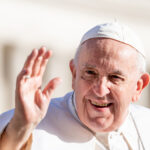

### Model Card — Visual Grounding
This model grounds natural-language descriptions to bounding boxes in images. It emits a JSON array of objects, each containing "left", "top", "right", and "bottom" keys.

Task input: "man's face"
[{"left": 71, "top": 38, "right": 141, "bottom": 132}]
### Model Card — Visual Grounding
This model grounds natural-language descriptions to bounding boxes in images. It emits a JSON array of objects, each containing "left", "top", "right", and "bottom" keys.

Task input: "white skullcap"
[{"left": 79, "top": 22, "right": 145, "bottom": 58}]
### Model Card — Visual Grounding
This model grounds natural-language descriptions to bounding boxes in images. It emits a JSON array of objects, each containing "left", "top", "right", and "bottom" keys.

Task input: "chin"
[{"left": 84, "top": 117, "right": 117, "bottom": 133}]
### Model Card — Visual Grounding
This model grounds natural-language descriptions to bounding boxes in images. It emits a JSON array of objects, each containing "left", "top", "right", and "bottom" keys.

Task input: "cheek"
[
  {"left": 75, "top": 75, "right": 93, "bottom": 94},
  {"left": 111, "top": 86, "right": 133, "bottom": 117},
  {"left": 113, "top": 84, "right": 133, "bottom": 102},
  {"left": 74, "top": 78, "right": 93, "bottom": 113}
]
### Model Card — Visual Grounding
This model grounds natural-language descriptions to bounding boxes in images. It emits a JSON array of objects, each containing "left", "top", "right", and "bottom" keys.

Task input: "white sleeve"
[{"left": 0, "top": 109, "right": 14, "bottom": 137}]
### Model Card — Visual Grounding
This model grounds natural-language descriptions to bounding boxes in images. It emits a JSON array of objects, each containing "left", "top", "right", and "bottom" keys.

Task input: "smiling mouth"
[{"left": 89, "top": 100, "right": 113, "bottom": 108}]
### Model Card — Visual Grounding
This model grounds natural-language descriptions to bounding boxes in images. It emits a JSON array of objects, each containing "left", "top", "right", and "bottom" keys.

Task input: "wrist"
[{"left": 0, "top": 118, "right": 34, "bottom": 150}]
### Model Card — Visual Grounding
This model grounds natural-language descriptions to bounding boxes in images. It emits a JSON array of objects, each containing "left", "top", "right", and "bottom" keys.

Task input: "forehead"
[{"left": 77, "top": 38, "right": 138, "bottom": 73}]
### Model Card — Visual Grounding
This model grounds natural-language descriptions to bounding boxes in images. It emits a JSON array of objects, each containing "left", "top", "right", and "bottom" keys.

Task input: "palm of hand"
[
  {"left": 18, "top": 76, "right": 43, "bottom": 124},
  {"left": 14, "top": 47, "right": 61, "bottom": 127}
]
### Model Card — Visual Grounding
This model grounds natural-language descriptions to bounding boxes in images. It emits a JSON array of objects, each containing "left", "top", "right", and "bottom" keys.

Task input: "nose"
[{"left": 92, "top": 77, "right": 110, "bottom": 97}]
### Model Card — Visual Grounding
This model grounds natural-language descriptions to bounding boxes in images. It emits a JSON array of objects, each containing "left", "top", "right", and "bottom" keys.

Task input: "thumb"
[{"left": 43, "top": 77, "right": 62, "bottom": 99}]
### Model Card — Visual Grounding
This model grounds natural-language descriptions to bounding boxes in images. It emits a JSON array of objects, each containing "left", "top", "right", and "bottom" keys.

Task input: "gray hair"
[{"left": 136, "top": 52, "right": 146, "bottom": 73}]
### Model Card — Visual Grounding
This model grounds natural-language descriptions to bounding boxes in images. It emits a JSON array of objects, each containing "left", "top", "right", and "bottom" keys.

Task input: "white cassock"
[{"left": 0, "top": 92, "right": 150, "bottom": 150}]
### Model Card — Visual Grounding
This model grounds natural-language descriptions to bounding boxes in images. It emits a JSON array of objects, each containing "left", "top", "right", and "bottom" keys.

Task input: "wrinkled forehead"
[{"left": 77, "top": 38, "right": 138, "bottom": 70}]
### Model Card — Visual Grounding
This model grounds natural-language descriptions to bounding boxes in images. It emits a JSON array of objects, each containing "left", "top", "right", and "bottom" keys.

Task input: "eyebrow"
[
  {"left": 82, "top": 64, "right": 97, "bottom": 68},
  {"left": 82, "top": 64, "right": 127, "bottom": 77},
  {"left": 110, "top": 70, "right": 126, "bottom": 77}
]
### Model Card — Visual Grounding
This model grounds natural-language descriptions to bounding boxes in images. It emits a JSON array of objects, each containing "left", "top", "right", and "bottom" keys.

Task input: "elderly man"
[{"left": 0, "top": 22, "right": 150, "bottom": 150}]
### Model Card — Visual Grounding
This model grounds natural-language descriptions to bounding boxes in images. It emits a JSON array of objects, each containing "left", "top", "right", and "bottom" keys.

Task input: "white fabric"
[
  {"left": 0, "top": 92, "right": 150, "bottom": 150},
  {"left": 79, "top": 22, "right": 145, "bottom": 57}
]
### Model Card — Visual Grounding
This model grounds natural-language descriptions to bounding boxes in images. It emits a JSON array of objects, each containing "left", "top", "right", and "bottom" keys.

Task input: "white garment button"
[{"left": 109, "top": 132, "right": 120, "bottom": 139}]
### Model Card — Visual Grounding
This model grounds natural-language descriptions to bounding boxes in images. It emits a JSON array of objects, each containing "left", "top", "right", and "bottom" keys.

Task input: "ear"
[
  {"left": 69, "top": 59, "right": 76, "bottom": 89},
  {"left": 132, "top": 73, "right": 150, "bottom": 102}
]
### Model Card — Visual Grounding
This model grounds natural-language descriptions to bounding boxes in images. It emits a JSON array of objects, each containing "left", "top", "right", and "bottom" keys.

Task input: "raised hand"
[
  {"left": 0, "top": 47, "right": 61, "bottom": 150},
  {"left": 14, "top": 47, "right": 61, "bottom": 126}
]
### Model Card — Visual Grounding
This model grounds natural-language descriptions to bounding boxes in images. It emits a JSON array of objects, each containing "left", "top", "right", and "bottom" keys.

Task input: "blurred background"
[{"left": 0, "top": 0, "right": 150, "bottom": 114}]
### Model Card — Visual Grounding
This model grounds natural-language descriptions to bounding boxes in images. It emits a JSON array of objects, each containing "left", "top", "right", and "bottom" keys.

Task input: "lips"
[{"left": 88, "top": 99, "right": 113, "bottom": 108}]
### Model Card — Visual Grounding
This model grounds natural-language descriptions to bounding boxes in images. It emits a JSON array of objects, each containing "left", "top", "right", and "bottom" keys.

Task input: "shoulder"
[
  {"left": 0, "top": 109, "right": 14, "bottom": 124},
  {"left": 130, "top": 104, "right": 150, "bottom": 126},
  {"left": 129, "top": 104, "right": 150, "bottom": 122},
  {"left": 0, "top": 109, "right": 14, "bottom": 135},
  {"left": 130, "top": 104, "right": 150, "bottom": 116},
  {"left": 50, "top": 91, "right": 73, "bottom": 109},
  {"left": 37, "top": 91, "right": 76, "bottom": 129},
  {"left": 37, "top": 91, "right": 93, "bottom": 142},
  {"left": 130, "top": 104, "right": 150, "bottom": 131},
  {"left": 129, "top": 104, "right": 150, "bottom": 148}
]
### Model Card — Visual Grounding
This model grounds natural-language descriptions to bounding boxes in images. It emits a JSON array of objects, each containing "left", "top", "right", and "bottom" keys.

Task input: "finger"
[
  {"left": 35, "top": 89, "right": 49, "bottom": 115},
  {"left": 38, "top": 50, "right": 52, "bottom": 77},
  {"left": 17, "top": 69, "right": 28, "bottom": 82},
  {"left": 43, "top": 77, "right": 62, "bottom": 99},
  {"left": 16, "top": 69, "right": 29, "bottom": 91},
  {"left": 35, "top": 89, "right": 45, "bottom": 112},
  {"left": 23, "top": 49, "right": 38, "bottom": 76},
  {"left": 31, "top": 47, "right": 46, "bottom": 76}
]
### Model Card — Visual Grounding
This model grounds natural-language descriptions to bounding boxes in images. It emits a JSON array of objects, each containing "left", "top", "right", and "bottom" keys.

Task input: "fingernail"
[{"left": 40, "top": 46, "right": 46, "bottom": 51}]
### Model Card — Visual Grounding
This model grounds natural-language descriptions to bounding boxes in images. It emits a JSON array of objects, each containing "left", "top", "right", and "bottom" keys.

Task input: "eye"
[
  {"left": 110, "top": 75, "right": 120, "bottom": 79},
  {"left": 108, "top": 74, "right": 124, "bottom": 83},
  {"left": 85, "top": 70, "right": 97, "bottom": 75},
  {"left": 81, "top": 69, "right": 98, "bottom": 81}
]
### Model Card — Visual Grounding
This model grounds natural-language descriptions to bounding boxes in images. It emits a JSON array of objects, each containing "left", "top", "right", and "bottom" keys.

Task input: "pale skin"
[
  {"left": 0, "top": 39, "right": 149, "bottom": 150},
  {"left": 0, "top": 47, "right": 62, "bottom": 150},
  {"left": 70, "top": 38, "right": 150, "bottom": 133}
]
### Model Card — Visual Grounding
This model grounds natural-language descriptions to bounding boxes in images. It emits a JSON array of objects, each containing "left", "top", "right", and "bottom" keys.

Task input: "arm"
[{"left": 0, "top": 47, "right": 61, "bottom": 150}]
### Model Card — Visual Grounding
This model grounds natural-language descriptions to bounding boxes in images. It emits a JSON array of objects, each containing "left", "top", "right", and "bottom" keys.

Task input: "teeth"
[{"left": 91, "top": 101, "right": 108, "bottom": 107}]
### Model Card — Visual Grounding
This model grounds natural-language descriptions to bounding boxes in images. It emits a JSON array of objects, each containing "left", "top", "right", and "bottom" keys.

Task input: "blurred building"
[{"left": 0, "top": 0, "right": 150, "bottom": 113}]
